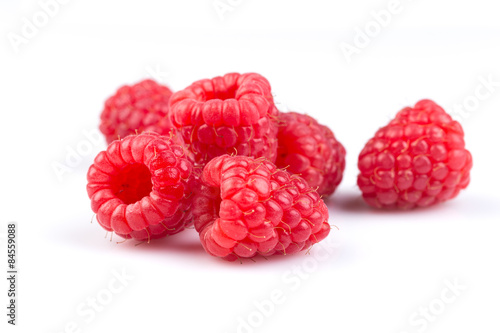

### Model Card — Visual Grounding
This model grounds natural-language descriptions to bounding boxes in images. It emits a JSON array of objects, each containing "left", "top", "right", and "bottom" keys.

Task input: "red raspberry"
[
  {"left": 169, "top": 73, "right": 279, "bottom": 165},
  {"left": 99, "top": 79, "right": 175, "bottom": 144},
  {"left": 192, "top": 155, "right": 330, "bottom": 261},
  {"left": 86, "top": 133, "right": 194, "bottom": 241},
  {"left": 357, "top": 99, "right": 473, "bottom": 209},
  {"left": 276, "top": 112, "right": 346, "bottom": 196}
]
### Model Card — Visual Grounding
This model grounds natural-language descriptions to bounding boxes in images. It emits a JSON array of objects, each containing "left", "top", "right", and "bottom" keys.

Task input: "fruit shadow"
[
  {"left": 124, "top": 233, "right": 322, "bottom": 266},
  {"left": 117, "top": 228, "right": 207, "bottom": 256},
  {"left": 323, "top": 191, "right": 446, "bottom": 216},
  {"left": 65, "top": 214, "right": 342, "bottom": 266},
  {"left": 58, "top": 218, "right": 208, "bottom": 259}
]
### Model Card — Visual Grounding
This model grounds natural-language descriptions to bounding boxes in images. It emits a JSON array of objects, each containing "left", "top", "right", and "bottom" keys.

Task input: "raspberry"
[
  {"left": 357, "top": 99, "right": 473, "bottom": 209},
  {"left": 86, "top": 132, "right": 194, "bottom": 241},
  {"left": 276, "top": 112, "right": 346, "bottom": 196},
  {"left": 99, "top": 79, "right": 175, "bottom": 144},
  {"left": 192, "top": 155, "right": 330, "bottom": 261},
  {"left": 169, "top": 73, "right": 279, "bottom": 165}
]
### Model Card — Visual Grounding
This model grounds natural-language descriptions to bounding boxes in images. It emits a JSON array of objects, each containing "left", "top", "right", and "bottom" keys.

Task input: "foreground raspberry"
[
  {"left": 169, "top": 73, "right": 279, "bottom": 165},
  {"left": 357, "top": 99, "right": 472, "bottom": 209},
  {"left": 86, "top": 133, "right": 194, "bottom": 241},
  {"left": 277, "top": 112, "right": 346, "bottom": 196},
  {"left": 99, "top": 79, "right": 175, "bottom": 144},
  {"left": 193, "top": 155, "right": 330, "bottom": 261}
]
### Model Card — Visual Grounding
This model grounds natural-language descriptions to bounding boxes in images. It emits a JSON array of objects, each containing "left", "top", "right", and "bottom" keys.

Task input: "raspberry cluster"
[
  {"left": 357, "top": 99, "right": 472, "bottom": 209},
  {"left": 88, "top": 72, "right": 473, "bottom": 263},
  {"left": 91, "top": 73, "right": 339, "bottom": 260}
]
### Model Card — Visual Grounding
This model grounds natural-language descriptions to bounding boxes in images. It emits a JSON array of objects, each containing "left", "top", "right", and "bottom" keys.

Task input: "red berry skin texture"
[
  {"left": 169, "top": 73, "right": 279, "bottom": 166},
  {"left": 277, "top": 112, "right": 346, "bottom": 197},
  {"left": 357, "top": 99, "right": 473, "bottom": 209},
  {"left": 99, "top": 79, "right": 175, "bottom": 144},
  {"left": 192, "top": 155, "right": 330, "bottom": 261},
  {"left": 86, "top": 133, "right": 194, "bottom": 241}
]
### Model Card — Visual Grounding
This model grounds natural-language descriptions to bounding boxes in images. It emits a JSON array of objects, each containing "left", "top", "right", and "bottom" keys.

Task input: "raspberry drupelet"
[
  {"left": 99, "top": 79, "right": 175, "bottom": 144},
  {"left": 192, "top": 155, "right": 330, "bottom": 261},
  {"left": 86, "top": 133, "right": 194, "bottom": 241},
  {"left": 277, "top": 112, "right": 346, "bottom": 197},
  {"left": 357, "top": 99, "right": 472, "bottom": 209},
  {"left": 168, "top": 73, "right": 279, "bottom": 165}
]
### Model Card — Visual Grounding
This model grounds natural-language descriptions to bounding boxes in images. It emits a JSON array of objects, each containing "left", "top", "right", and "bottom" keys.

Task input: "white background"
[{"left": 1, "top": 0, "right": 500, "bottom": 332}]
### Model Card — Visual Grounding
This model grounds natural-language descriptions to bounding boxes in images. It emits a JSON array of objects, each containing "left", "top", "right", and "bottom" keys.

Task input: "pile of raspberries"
[{"left": 87, "top": 73, "right": 472, "bottom": 261}]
